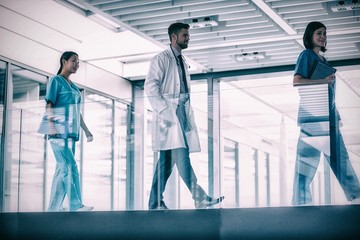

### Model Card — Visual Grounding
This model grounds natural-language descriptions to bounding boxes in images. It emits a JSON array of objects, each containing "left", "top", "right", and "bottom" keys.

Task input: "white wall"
[{"left": 0, "top": 0, "right": 132, "bottom": 100}]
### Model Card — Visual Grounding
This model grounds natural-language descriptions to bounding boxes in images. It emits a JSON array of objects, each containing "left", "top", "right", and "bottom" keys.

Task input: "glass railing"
[{"left": 2, "top": 78, "right": 360, "bottom": 212}]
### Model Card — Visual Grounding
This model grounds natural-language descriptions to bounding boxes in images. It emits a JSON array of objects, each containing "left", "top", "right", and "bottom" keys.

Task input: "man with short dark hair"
[{"left": 145, "top": 22, "right": 224, "bottom": 210}]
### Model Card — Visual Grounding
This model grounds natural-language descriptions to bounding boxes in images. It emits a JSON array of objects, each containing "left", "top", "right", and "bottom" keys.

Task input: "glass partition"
[
  {"left": 6, "top": 99, "right": 130, "bottom": 212},
  {"left": 179, "top": 80, "right": 210, "bottom": 209},
  {"left": 113, "top": 101, "right": 129, "bottom": 210},
  {"left": 0, "top": 61, "right": 5, "bottom": 139},
  {"left": 10, "top": 65, "right": 47, "bottom": 212},
  {"left": 222, "top": 138, "right": 238, "bottom": 208},
  {"left": 219, "top": 78, "right": 298, "bottom": 207},
  {"left": 0, "top": 61, "right": 6, "bottom": 212},
  {"left": 143, "top": 107, "right": 155, "bottom": 210},
  {"left": 2, "top": 65, "right": 360, "bottom": 212},
  {"left": 328, "top": 72, "right": 360, "bottom": 204},
  {"left": 73, "top": 93, "right": 128, "bottom": 211},
  {"left": 80, "top": 94, "right": 113, "bottom": 211},
  {"left": 218, "top": 74, "right": 360, "bottom": 207}
]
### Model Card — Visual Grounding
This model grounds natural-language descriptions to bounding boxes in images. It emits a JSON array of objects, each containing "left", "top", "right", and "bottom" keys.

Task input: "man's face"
[{"left": 175, "top": 28, "right": 190, "bottom": 49}]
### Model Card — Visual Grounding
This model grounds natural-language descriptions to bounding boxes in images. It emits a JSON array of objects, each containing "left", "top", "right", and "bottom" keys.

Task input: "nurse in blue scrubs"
[
  {"left": 46, "top": 51, "right": 93, "bottom": 212},
  {"left": 292, "top": 22, "right": 360, "bottom": 205}
]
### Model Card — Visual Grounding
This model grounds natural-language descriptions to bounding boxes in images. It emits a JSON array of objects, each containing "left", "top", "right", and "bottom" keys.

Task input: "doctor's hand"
[
  {"left": 159, "top": 107, "right": 174, "bottom": 128},
  {"left": 160, "top": 119, "right": 173, "bottom": 128}
]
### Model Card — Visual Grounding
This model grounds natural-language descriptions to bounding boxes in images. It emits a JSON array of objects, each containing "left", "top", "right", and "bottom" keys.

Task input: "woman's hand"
[
  {"left": 325, "top": 73, "right": 336, "bottom": 83},
  {"left": 85, "top": 131, "right": 93, "bottom": 142}
]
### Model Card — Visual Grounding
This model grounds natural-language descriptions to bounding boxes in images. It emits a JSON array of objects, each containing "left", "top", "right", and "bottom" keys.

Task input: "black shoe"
[
  {"left": 149, "top": 201, "right": 169, "bottom": 210},
  {"left": 195, "top": 196, "right": 224, "bottom": 209}
]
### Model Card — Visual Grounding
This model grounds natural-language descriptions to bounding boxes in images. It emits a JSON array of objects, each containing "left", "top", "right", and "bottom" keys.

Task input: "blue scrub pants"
[
  {"left": 48, "top": 138, "right": 83, "bottom": 211},
  {"left": 292, "top": 129, "right": 360, "bottom": 205}
]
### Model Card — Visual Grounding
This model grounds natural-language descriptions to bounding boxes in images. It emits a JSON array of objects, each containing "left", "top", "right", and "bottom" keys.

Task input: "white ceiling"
[
  {"left": 57, "top": 0, "right": 360, "bottom": 79},
  {"left": 1, "top": 0, "right": 359, "bottom": 79}
]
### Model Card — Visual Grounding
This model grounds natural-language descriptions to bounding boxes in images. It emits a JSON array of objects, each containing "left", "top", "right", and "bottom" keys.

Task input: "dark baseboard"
[{"left": 1, "top": 205, "right": 360, "bottom": 240}]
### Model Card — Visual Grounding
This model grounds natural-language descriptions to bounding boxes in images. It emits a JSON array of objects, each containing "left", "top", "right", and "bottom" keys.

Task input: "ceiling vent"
[
  {"left": 331, "top": 0, "right": 360, "bottom": 12},
  {"left": 186, "top": 16, "right": 218, "bottom": 29},
  {"left": 234, "top": 52, "right": 266, "bottom": 62}
]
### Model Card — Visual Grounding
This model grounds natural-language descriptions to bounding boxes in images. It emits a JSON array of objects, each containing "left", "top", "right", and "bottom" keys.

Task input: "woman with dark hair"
[
  {"left": 46, "top": 51, "right": 93, "bottom": 211},
  {"left": 292, "top": 22, "right": 360, "bottom": 205}
]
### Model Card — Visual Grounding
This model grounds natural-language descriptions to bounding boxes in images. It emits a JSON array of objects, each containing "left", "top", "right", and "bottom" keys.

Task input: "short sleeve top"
[
  {"left": 294, "top": 49, "right": 337, "bottom": 125},
  {"left": 45, "top": 75, "right": 82, "bottom": 140},
  {"left": 294, "top": 49, "right": 331, "bottom": 79}
]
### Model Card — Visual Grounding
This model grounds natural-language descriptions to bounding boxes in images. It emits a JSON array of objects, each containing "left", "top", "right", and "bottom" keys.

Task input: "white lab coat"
[{"left": 144, "top": 47, "right": 201, "bottom": 152}]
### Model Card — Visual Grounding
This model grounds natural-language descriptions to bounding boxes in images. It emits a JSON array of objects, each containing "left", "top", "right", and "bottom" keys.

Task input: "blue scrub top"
[
  {"left": 294, "top": 49, "right": 337, "bottom": 125},
  {"left": 45, "top": 75, "right": 81, "bottom": 141},
  {"left": 294, "top": 49, "right": 332, "bottom": 79}
]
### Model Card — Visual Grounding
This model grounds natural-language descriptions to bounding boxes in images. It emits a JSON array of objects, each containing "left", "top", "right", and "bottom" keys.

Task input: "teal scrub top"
[
  {"left": 294, "top": 49, "right": 338, "bottom": 125},
  {"left": 45, "top": 75, "right": 82, "bottom": 141}
]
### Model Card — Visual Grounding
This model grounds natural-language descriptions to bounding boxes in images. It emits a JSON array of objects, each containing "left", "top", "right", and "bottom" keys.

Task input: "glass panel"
[
  {"left": 257, "top": 151, "right": 269, "bottom": 207},
  {"left": 79, "top": 93, "right": 128, "bottom": 211},
  {"left": 143, "top": 107, "right": 155, "bottom": 210},
  {"left": 222, "top": 138, "right": 238, "bottom": 208},
  {"left": 80, "top": 93, "right": 114, "bottom": 211},
  {"left": 220, "top": 77, "right": 301, "bottom": 207},
  {"left": 179, "top": 81, "right": 209, "bottom": 209},
  {"left": 294, "top": 83, "right": 331, "bottom": 206},
  {"left": 4, "top": 63, "right": 359, "bottom": 212},
  {"left": 0, "top": 60, "right": 5, "bottom": 134},
  {"left": 217, "top": 74, "right": 360, "bottom": 207},
  {"left": 0, "top": 61, "right": 6, "bottom": 212},
  {"left": 113, "top": 101, "right": 128, "bottom": 210},
  {"left": 240, "top": 145, "right": 257, "bottom": 207},
  {"left": 10, "top": 65, "right": 47, "bottom": 212},
  {"left": 269, "top": 154, "right": 281, "bottom": 206},
  {"left": 329, "top": 73, "right": 360, "bottom": 204}
]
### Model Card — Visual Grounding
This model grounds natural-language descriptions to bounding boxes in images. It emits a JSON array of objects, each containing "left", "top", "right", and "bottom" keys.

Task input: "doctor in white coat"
[{"left": 145, "top": 22, "right": 224, "bottom": 210}]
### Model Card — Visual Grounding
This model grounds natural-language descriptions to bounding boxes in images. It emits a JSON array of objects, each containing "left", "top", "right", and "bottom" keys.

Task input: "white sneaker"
[
  {"left": 76, "top": 205, "right": 94, "bottom": 211},
  {"left": 351, "top": 197, "right": 360, "bottom": 205},
  {"left": 59, "top": 207, "right": 68, "bottom": 212}
]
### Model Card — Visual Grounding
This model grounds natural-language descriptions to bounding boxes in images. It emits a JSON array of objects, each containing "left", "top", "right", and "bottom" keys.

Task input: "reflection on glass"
[
  {"left": 257, "top": 151, "right": 269, "bottom": 207},
  {"left": 222, "top": 138, "right": 238, "bottom": 208},
  {"left": 0, "top": 61, "right": 5, "bottom": 152},
  {"left": 0, "top": 61, "right": 6, "bottom": 212},
  {"left": 143, "top": 109, "right": 156, "bottom": 209},
  {"left": 113, "top": 101, "right": 128, "bottom": 210},
  {"left": 80, "top": 93, "right": 128, "bottom": 211},
  {"left": 220, "top": 78, "right": 298, "bottom": 208},
  {"left": 239, "top": 145, "right": 256, "bottom": 208},
  {"left": 0, "top": 60, "right": 5, "bottom": 123},
  {"left": 293, "top": 82, "right": 360, "bottom": 206},
  {"left": 80, "top": 94, "right": 112, "bottom": 211},
  {"left": 2, "top": 65, "right": 359, "bottom": 212},
  {"left": 180, "top": 81, "right": 209, "bottom": 209},
  {"left": 10, "top": 65, "right": 47, "bottom": 212}
]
